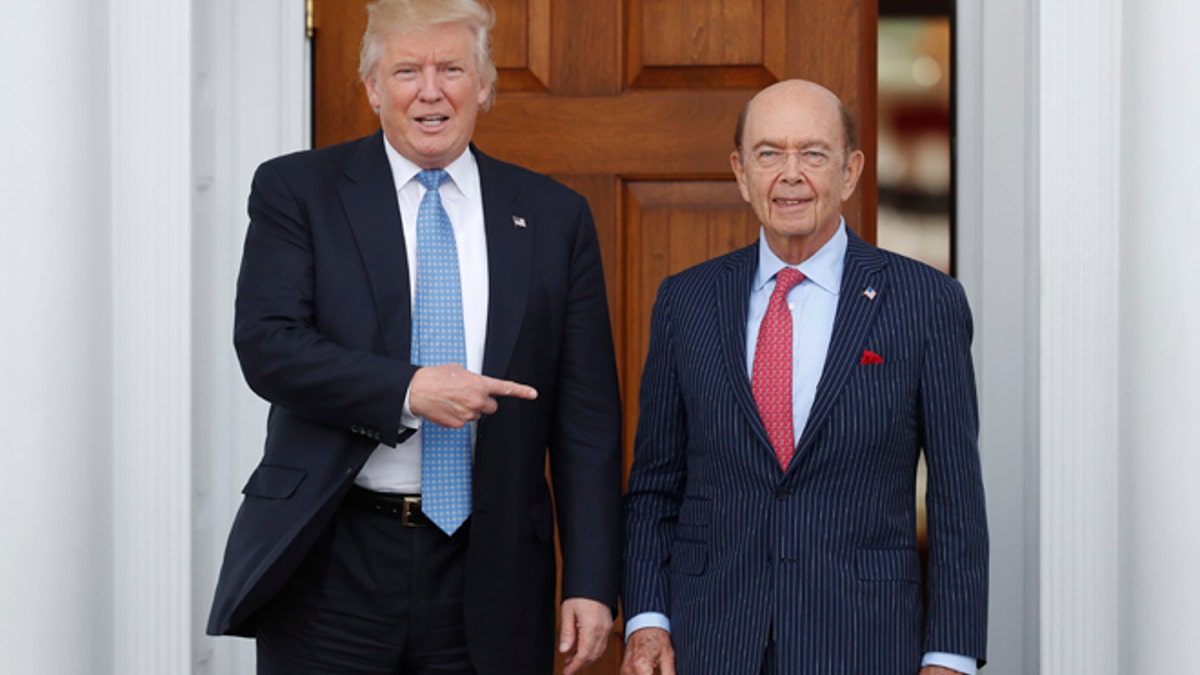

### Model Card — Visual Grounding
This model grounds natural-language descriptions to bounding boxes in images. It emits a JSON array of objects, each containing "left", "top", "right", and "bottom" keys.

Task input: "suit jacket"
[
  {"left": 206, "top": 132, "right": 623, "bottom": 675},
  {"left": 623, "top": 230, "right": 988, "bottom": 674}
]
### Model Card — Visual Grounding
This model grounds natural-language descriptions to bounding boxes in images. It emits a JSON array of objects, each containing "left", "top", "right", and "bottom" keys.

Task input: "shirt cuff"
[
  {"left": 400, "top": 387, "right": 421, "bottom": 429},
  {"left": 921, "top": 651, "right": 977, "bottom": 675},
  {"left": 624, "top": 612, "right": 670, "bottom": 641}
]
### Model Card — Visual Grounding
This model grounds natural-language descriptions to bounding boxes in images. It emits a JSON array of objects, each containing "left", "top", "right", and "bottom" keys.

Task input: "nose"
[
  {"left": 417, "top": 67, "right": 443, "bottom": 101},
  {"left": 779, "top": 153, "right": 806, "bottom": 183}
]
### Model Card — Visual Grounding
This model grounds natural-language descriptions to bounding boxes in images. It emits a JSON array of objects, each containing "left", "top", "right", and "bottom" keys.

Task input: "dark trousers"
[{"left": 256, "top": 496, "right": 475, "bottom": 675}]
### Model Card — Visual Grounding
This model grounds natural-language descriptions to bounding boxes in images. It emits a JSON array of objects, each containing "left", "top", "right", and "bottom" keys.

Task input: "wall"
[{"left": 1120, "top": 1, "right": 1200, "bottom": 671}]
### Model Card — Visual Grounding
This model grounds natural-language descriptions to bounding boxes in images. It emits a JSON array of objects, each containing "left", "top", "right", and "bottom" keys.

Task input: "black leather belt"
[{"left": 345, "top": 486, "right": 431, "bottom": 527}]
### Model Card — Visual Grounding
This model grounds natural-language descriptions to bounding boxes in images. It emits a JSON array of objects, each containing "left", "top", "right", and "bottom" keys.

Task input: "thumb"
[{"left": 558, "top": 603, "right": 577, "bottom": 653}]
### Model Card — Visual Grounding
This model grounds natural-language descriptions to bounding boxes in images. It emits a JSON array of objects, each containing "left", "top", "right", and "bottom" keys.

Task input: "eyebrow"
[
  {"left": 750, "top": 138, "right": 834, "bottom": 151},
  {"left": 386, "top": 56, "right": 469, "bottom": 69}
]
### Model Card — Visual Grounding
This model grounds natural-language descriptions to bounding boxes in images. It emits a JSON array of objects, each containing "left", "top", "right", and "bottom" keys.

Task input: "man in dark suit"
[
  {"left": 206, "top": 1, "right": 622, "bottom": 673},
  {"left": 621, "top": 80, "right": 988, "bottom": 675}
]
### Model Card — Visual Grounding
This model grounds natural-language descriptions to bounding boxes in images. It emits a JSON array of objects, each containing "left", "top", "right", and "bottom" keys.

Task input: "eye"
[{"left": 803, "top": 150, "right": 830, "bottom": 166}]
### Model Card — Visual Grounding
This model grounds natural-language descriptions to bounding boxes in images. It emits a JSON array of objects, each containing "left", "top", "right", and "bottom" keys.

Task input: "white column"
[
  {"left": 110, "top": 0, "right": 194, "bottom": 672},
  {"left": 0, "top": 2, "right": 115, "bottom": 673},
  {"left": 1119, "top": 1, "right": 1200, "bottom": 671},
  {"left": 956, "top": 0, "right": 1040, "bottom": 671},
  {"left": 192, "top": 1, "right": 309, "bottom": 673},
  {"left": 1038, "top": 1, "right": 1123, "bottom": 672}
]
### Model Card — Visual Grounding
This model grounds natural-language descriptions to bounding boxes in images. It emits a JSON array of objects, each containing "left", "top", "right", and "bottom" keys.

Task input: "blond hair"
[{"left": 359, "top": 0, "right": 497, "bottom": 110}]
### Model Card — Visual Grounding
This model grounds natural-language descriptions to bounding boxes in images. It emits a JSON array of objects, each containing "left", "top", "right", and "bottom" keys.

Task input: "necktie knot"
[
  {"left": 773, "top": 267, "right": 805, "bottom": 298},
  {"left": 416, "top": 168, "right": 449, "bottom": 191}
]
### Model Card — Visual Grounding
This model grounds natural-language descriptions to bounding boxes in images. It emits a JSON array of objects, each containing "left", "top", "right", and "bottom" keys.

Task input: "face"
[
  {"left": 364, "top": 22, "right": 490, "bottom": 169},
  {"left": 730, "top": 81, "right": 864, "bottom": 264}
]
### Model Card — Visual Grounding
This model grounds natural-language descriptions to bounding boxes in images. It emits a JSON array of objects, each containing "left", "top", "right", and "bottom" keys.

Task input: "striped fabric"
[{"left": 623, "top": 230, "right": 988, "bottom": 674}]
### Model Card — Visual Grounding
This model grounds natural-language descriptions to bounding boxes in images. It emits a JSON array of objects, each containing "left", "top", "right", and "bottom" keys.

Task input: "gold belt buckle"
[{"left": 401, "top": 495, "right": 422, "bottom": 527}]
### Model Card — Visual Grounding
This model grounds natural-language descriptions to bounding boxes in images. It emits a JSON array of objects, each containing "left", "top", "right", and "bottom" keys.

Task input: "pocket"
[
  {"left": 855, "top": 548, "right": 921, "bottom": 583},
  {"left": 675, "top": 496, "right": 711, "bottom": 544},
  {"left": 241, "top": 464, "right": 306, "bottom": 499}
]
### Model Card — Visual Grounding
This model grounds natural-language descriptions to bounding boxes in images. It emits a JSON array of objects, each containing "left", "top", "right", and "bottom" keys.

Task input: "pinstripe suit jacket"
[{"left": 623, "top": 230, "right": 988, "bottom": 674}]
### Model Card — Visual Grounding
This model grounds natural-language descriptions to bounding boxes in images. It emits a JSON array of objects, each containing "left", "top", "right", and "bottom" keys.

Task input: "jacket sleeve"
[
  {"left": 919, "top": 277, "right": 990, "bottom": 665},
  {"left": 547, "top": 195, "right": 624, "bottom": 611},
  {"left": 233, "top": 158, "right": 415, "bottom": 446},
  {"left": 622, "top": 276, "right": 690, "bottom": 619}
]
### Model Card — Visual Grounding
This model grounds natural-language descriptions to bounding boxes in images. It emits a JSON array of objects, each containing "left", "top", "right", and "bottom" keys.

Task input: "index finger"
[{"left": 482, "top": 376, "right": 538, "bottom": 400}]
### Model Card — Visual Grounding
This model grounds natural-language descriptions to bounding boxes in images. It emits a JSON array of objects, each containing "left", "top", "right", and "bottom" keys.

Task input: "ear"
[
  {"left": 364, "top": 73, "right": 381, "bottom": 111},
  {"left": 476, "top": 78, "right": 490, "bottom": 108},
  {"left": 840, "top": 149, "right": 865, "bottom": 201},
  {"left": 730, "top": 150, "right": 751, "bottom": 203}
]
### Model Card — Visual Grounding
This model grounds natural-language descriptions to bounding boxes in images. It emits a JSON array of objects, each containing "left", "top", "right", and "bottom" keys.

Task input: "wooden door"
[{"left": 313, "top": 1, "right": 877, "bottom": 672}]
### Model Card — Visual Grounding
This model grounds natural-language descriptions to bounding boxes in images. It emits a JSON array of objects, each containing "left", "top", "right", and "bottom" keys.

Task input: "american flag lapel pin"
[
  {"left": 863, "top": 287, "right": 877, "bottom": 300},
  {"left": 512, "top": 215, "right": 527, "bottom": 229}
]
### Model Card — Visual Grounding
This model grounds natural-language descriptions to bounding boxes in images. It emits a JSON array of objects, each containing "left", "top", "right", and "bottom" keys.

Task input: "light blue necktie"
[{"left": 412, "top": 169, "right": 471, "bottom": 535}]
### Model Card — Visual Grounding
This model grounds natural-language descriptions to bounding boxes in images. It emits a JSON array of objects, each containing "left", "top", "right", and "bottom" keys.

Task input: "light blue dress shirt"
[{"left": 625, "top": 222, "right": 975, "bottom": 675}]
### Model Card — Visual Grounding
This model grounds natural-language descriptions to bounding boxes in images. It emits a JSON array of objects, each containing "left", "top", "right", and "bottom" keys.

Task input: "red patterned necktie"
[{"left": 753, "top": 267, "right": 805, "bottom": 471}]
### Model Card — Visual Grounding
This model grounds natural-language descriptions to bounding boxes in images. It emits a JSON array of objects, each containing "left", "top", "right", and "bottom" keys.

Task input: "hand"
[
  {"left": 559, "top": 597, "right": 613, "bottom": 675},
  {"left": 408, "top": 364, "right": 537, "bottom": 428},
  {"left": 621, "top": 627, "right": 675, "bottom": 675},
  {"left": 920, "top": 667, "right": 967, "bottom": 675}
]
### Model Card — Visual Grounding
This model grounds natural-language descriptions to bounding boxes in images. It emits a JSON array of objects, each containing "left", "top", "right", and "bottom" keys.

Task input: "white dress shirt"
[{"left": 354, "top": 142, "right": 489, "bottom": 494}]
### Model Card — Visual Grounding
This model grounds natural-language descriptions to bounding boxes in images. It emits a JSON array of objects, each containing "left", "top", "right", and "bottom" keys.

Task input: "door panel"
[
  {"left": 629, "top": 0, "right": 785, "bottom": 87},
  {"left": 624, "top": 180, "right": 761, "bottom": 477},
  {"left": 312, "top": 2, "right": 877, "bottom": 671}
]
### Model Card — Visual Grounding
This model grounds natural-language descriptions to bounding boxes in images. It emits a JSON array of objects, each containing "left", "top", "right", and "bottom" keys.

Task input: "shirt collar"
[
  {"left": 753, "top": 219, "right": 847, "bottom": 295},
  {"left": 381, "top": 138, "right": 480, "bottom": 202}
]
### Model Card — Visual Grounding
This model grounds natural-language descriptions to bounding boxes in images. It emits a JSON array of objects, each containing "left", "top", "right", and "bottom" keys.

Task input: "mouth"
[
  {"left": 415, "top": 114, "right": 449, "bottom": 129},
  {"left": 773, "top": 197, "right": 813, "bottom": 207}
]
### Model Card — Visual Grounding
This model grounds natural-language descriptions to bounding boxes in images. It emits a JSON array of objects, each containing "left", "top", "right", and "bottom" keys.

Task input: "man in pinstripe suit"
[{"left": 621, "top": 80, "right": 988, "bottom": 675}]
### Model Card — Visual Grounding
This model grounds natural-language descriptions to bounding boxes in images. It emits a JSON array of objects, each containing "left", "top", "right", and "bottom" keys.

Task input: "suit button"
[{"left": 775, "top": 487, "right": 791, "bottom": 500}]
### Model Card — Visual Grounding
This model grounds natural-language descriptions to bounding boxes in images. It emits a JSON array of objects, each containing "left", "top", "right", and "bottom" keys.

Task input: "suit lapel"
[
  {"left": 339, "top": 131, "right": 413, "bottom": 359},
  {"left": 717, "top": 245, "right": 774, "bottom": 454},
  {"left": 792, "top": 229, "right": 887, "bottom": 463},
  {"left": 474, "top": 146, "right": 531, "bottom": 380}
]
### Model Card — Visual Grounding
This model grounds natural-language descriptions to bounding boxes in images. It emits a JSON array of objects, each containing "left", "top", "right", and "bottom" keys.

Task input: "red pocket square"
[{"left": 860, "top": 349, "right": 884, "bottom": 365}]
